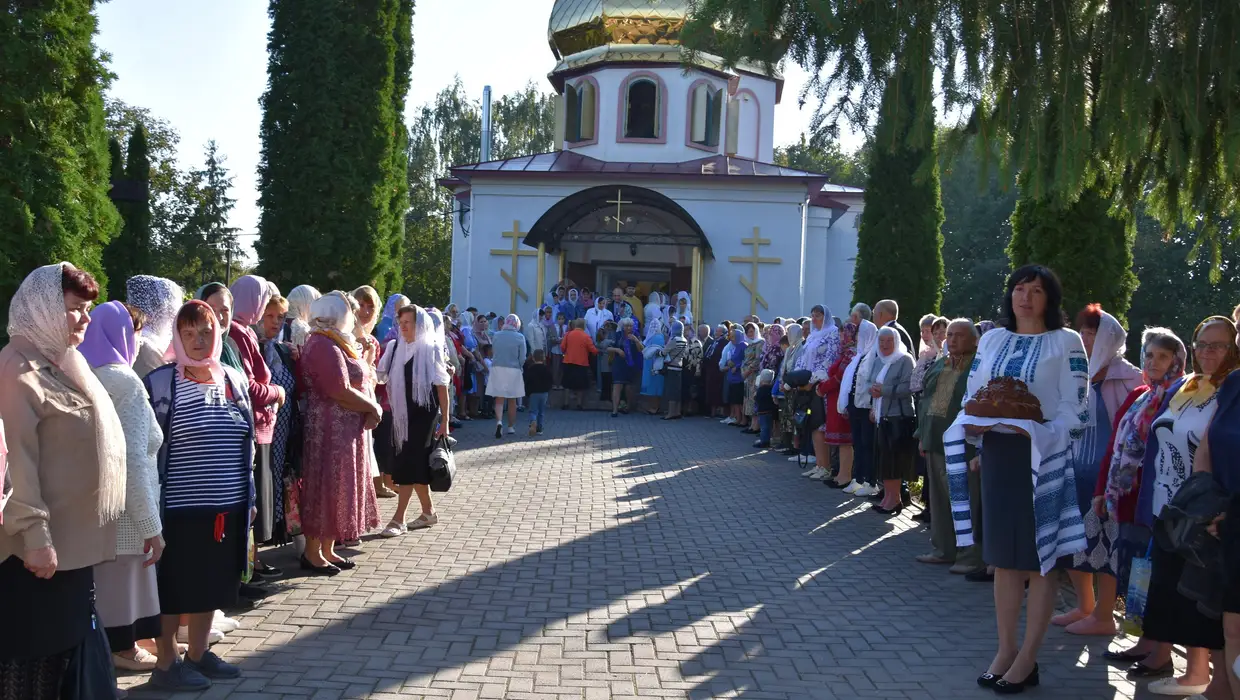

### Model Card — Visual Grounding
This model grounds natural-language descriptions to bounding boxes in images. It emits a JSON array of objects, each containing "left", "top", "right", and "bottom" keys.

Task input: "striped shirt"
[{"left": 164, "top": 376, "right": 251, "bottom": 511}]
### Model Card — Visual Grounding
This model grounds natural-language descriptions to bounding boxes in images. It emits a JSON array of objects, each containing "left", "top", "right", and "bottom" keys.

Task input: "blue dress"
[{"left": 641, "top": 333, "right": 665, "bottom": 397}]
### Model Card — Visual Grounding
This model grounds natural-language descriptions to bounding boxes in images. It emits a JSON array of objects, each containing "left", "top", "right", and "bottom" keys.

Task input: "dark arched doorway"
[{"left": 526, "top": 185, "right": 711, "bottom": 309}]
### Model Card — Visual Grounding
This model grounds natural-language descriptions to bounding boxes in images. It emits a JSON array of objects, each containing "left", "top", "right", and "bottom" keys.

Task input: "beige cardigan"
[{"left": 0, "top": 336, "right": 117, "bottom": 571}]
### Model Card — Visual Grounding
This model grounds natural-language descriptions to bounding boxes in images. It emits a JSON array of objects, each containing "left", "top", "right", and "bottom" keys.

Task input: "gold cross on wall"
[
  {"left": 605, "top": 189, "right": 631, "bottom": 233},
  {"left": 727, "top": 227, "right": 782, "bottom": 315},
  {"left": 489, "top": 220, "right": 537, "bottom": 313}
]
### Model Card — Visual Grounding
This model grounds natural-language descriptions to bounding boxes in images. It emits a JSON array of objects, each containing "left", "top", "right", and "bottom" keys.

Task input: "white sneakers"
[
  {"left": 720, "top": 417, "right": 737, "bottom": 425},
  {"left": 506, "top": 427, "right": 516, "bottom": 435},
  {"left": 842, "top": 480, "right": 862, "bottom": 494},
  {"left": 809, "top": 467, "right": 830, "bottom": 480},
  {"left": 1148, "top": 678, "right": 1209, "bottom": 696},
  {"left": 176, "top": 626, "right": 225, "bottom": 645},
  {"left": 800, "top": 466, "right": 819, "bottom": 477},
  {"left": 787, "top": 455, "right": 802, "bottom": 462},
  {"left": 212, "top": 611, "right": 240, "bottom": 633},
  {"left": 854, "top": 483, "right": 879, "bottom": 497}
]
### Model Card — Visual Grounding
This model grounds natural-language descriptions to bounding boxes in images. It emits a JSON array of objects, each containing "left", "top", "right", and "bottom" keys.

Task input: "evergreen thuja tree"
[
  {"left": 852, "top": 12, "right": 945, "bottom": 324},
  {"left": 103, "top": 125, "right": 153, "bottom": 299},
  {"left": 0, "top": 0, "right": 120, "bottom": 316},
  {"left": 257, "top": 0, "right": 413, "bottom": 295}
]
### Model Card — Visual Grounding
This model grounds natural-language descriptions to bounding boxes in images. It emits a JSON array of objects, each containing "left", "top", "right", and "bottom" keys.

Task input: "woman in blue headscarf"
[
  {"left": 375, "top": 294, "right": 410, "bottom": 343},
  {"left": 721, "top": 328, "right": 747, "bottom": 425},
  {"left": 608, "top": 317, "right": 644, "bottom": 417}
]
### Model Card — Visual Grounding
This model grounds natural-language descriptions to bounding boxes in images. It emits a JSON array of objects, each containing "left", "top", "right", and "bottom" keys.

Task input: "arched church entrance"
[{"left": 525, "top": 185, "right": 712, "bottom": 317}]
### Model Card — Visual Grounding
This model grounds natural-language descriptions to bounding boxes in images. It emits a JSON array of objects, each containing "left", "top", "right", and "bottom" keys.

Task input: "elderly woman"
[
  {"left": 1055, "top": 305, "right": 1143, "bottom": 635},
  {"left": 127, "top": 275, "right": 184, "bottom": 378},
  {"left": 1089, "top": 328, "right": 1185, "bottom": 671},
  {"left": 910, "top": 314, "right": 948, "bottom": 393},
  {"left": 80, "top": 303, "right": 166, "bottom": 675},
  {"left": 739, "top": 323, "right": 765, "bottom": 433},
  {"left": 722, "top": 328, "right": 748, "bottom": 425},
  {"left": 1131, "top": 316, "right": 1239, "bottom": 697},
  {"left": 0, "top": 264, "right": 126, "bottom": 698},
  {"left": 299, "top": 295, "right": 381, "bottom": 575},
  {"left": 641, "top": 314, "right": 667, "bottom": 415},
  {"left": 683, "top": 325, "right": 705, "bottom": 415},
  {"left": 777, "top": 323, "right": 805, "bottom": 455},
  {"left": 488, "top": 314, "right": 528, "bottom": 437},
  {"left": 608, "top": 318, "right": 645, "bottom": 417},
  {"left": 144, "top": 299, "right": 254, "bottom": 689},
  {"left": 819, "top": 322, "right": 860, "bottom": 487},
  {"left": 378, "top": 306, "right": 452, "bottom": 537},
  {"left": 285, "top": 285, "right": 321, "bottom": 348},
  {"left": 258, "top": 295, "right": 299, "bottom": 541},
  {"left": 661, "top": 321, "right": 690, "bottom": 419},
  {"left": 797, "top": 306, "right": 842, "bottom": 466},
  {"left": 840, "top": 321, "right": 881, "bottom": 493},
  {"left": 868, "top": 327, "right": 916, "bottom": 514},
  {"left": 950, "top": 265, "right": 1089, "bottom": 693},
  {"left": 703, "top": 325, "right": 728, "bottom": 419}
]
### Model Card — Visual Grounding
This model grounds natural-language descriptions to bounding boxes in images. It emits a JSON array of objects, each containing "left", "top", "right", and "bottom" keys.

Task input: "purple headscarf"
[{"left": 79, "top": 301, "right": 139, "bottom": 369}]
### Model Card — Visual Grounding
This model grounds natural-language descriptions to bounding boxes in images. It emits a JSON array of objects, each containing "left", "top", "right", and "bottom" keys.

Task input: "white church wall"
[
  {"left": 563, "top": 66, "right": 778, "bottom": 165},
  {"left": 452, "top": 175, "right": 844, "bottom": 323},
  {"left": 807, "top": 205, "right": 861, "bottom": 318}
]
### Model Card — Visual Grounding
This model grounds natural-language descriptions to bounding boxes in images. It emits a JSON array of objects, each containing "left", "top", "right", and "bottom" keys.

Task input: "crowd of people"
[
  {"left": 0, "top": 264, "right": 452, "bottom": 696},
  {"left": 0, "top": 261, "right": 1237, "bottom": 699}
]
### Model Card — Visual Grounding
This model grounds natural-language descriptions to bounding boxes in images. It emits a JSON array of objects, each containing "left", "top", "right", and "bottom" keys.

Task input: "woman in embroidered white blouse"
[{"left": 963, "top": 265, "right": 1090, "bottom": 693}]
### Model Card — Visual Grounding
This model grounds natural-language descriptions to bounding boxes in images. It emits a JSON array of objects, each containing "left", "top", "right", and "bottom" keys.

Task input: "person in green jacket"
[{"left": 914, "top": 318, "right": 986, "bottom": 577}]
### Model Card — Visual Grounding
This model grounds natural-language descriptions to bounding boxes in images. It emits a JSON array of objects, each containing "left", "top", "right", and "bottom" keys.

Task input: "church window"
[
  {"left": 624, "top": 78, "right": 660, "bottom": 140},
  {"left": 689, "top": 81, "right": 723, "bottom": 149},
  {"left": 565, "top": 78, "right": 597, "bottom": 145}
]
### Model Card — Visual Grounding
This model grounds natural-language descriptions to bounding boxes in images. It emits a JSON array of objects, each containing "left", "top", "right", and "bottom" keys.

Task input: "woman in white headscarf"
[
  {"left": 487, "top": 314, "right": 528, "bottom": 437},
  {"left": 126, "top": 274, "right": 185, "bottom": 377},
  {"left": 0, "top": 263, "right": 127, "bottom": 698},
  {"left": 673, "top": 292, "right": 694, "bottom": 327},
  {"left": 378, "top": 306, "right": 451, "bottom": 537},
  {"left": 640, "top": 307, "right": 667, "bottom": 414},
  {"left": 284, "top": 285, "right": 321, "bottom": 349},
  {"left": 776, "top": 322, "right": 805, "bottom": 455},
  {"left": 869, "top": 326, "right": 916, "bottom": 515},
  {"left": 1054, "top": 305, "right": 1143, "bottom": 634}
]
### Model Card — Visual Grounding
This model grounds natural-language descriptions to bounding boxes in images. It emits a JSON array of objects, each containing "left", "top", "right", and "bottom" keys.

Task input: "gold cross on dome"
[
  {"left": 489, "top": 220, "right": 537, "bottom": 313},
  {"left": 727, "top": 227, "right": 782, "bottom": 315},
  {"left": 605, "top": 189, "right": 632, "bottom": 232}
]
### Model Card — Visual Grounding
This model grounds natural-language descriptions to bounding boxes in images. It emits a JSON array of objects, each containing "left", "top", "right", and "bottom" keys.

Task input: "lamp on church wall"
[{"left": 630, "top": 243, "right": 638, "bottom": 257}]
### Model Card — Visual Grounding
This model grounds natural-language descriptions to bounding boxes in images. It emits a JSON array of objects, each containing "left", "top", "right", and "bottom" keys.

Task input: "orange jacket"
[{"left": 560, "top": 328, "right": 598, "bottom": 366}]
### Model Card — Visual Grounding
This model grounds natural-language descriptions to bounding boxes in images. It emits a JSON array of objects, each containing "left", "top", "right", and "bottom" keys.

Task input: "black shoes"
[
  {"left": 325, "top": 557, "right": 356, "bottom": 571},
  {"left": 871, "top": 503, "right": 904, "bottom": 516},
  {"left": 494, "top": 424, "right": 503, "bottom": 439},
  {"left": 965, "top": 569, "right": 995, "bottom": 583},
  {"left": 993, "top": 664, "right": 1039, "bottom": 694},
  {"left": 1126, "top": 661, "right": 1173, "bottom": 678},
  {"left": 299, "top": 555, "right": 340, "bottom": 577}
]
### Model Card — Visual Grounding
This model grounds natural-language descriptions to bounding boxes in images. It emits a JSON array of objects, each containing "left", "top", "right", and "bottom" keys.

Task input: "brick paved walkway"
[{"left": 122, "top": 411, "right": 1162, "bottom": 699}]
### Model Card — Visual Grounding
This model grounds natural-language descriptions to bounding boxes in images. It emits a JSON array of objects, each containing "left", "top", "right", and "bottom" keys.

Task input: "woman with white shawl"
[
  {"left": 796, "top": 304, "right": 841, "bottom": 383},
  {"left": 869, "top": 327, "right": 917, "bottom": 514},
  {"left": 776, "top": 322, "right": 806, "bottom": 455},
  {"left": 673, "top": 291, "right": 694, "bottom": 327},
  {"left": 285, "top": 285, "right": 321, "bottom": 349},
  {"left": 0, "top": 263, "right": 127, "bottom": 698},
  {"left": 378, "top": 306, "right": 450, "bottom": 537},
  {"left": 640, "top": 309, "right": 667, "bottom": 413},
  {"left": 836, "top": 320, "right": 879, "bottom": 489}
]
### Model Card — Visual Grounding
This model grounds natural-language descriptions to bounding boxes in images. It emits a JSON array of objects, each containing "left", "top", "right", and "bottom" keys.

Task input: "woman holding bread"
[{"left": 947, "top": 264, "right": 1090, "bottom": 693}]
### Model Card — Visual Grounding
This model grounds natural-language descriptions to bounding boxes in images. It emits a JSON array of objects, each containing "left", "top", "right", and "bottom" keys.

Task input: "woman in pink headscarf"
[{"left": 228, "top": 276, "right": 285, "bottom": 563}]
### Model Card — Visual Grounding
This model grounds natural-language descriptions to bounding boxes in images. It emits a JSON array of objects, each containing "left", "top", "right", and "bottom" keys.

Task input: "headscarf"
[
  {"left": 352, "top": 285, "right": 382, "bottom": 334},
  {"left": 838, "top": 321, "right": 859, "bottom": 367},
  {"left": 674, "top": 291, "right": 693, "bottom": 326},
  {"left": 871, "top": 326, "right": 912, "bottom": 418},
  {"left": 1103, "top": 330, "right": 1187, "bottom": 513},
  {"left": 287, "top": 285, "right": 320, "bottom": 322},
  {"left": 196, "top": 281, "right": 243, "bottom": 370},
  {"left": 503, "top": 313, "right": 522, "bottom": 331},
  {"left": 376, "top": 293, "right": 409, "bottom": 342},
  {"left": 309, "top": 294, "right": 359, "bottom": 359},
  {"left": 614, "top": 320, "right": 641, "bottom": 368},
  {"left": 837, "top": 320, "right": 878, "bottom": 414},
  {"left": 79, "top": 301, "right": 139, "bottom": 368},
  {"left": 7, "top": 263, "right": 126, "bottom": 524},
  {"left": 230, "top": 274, "right": 272, "bottom": 328},
  {"left": 1182, "top": 315, "right": 1240, "bottom": 394},
  {"left": 539, "top": 304, "right": 555, "bottom": 328},
  {"left": 171, "top": 299, "right": 227, "bottom": 385},
  {"left": 1087, "top": 310, "right": 1128, "bottom": 381},
  {"left": 670, "top": 320, "right": 685, "bottom": 339},
  {"left": 797, "top": 304, "right": 840, "bottom": 375},
  {"left": 126, "top": 275, "right": 183, "bottom": 356},
  {"left": 381, "top": 306, "right": 449, "bottom": 452}
]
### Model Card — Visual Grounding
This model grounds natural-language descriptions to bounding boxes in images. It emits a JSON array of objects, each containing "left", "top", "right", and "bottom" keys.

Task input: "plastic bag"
[{"left": 1123, "top": 543, "right": 1153, "bottom": 636}]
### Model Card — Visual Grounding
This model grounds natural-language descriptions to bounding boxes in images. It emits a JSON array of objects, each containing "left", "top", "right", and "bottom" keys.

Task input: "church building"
[{"left": 443, "top": 0, "right": 863, "bottom": 322}]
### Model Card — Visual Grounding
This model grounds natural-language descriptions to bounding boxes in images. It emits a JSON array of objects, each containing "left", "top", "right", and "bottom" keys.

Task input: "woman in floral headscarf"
[
  {"left": 818, "top": 322, "right": 858, "bottom": 487},
  {"left": 776, "top": 323, "right": 805, "bottom": 454},
  {"left": 126, "top": 274, "right": 185, "bottom": 378},
  {"left": 740, "top": 323, "right": 765, "bottom": 434}
]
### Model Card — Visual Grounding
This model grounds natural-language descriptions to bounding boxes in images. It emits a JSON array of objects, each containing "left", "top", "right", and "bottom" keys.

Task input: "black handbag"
[
  {"left": 428, "top": 434, "right": 457, "bottom": 493},
  {"left": 61, "top": 606, "right": 116, "bottom": 700}
]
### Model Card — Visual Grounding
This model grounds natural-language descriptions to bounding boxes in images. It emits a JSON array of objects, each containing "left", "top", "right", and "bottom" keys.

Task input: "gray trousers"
[{"left": 926, "top": 451, "right": 985, "bottom": 569}]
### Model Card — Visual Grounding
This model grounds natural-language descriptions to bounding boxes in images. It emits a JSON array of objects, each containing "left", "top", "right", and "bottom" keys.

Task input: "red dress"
[
  {"left": 818, "top": 353, "right": 852, "bottom": 445},
  {"left": 298, "top": 333, "right": 379, "bottom": 541}
]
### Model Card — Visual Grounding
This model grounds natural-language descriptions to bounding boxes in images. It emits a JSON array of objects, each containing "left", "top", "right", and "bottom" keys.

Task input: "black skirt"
[
  {"left": 1142, "top": 527, "right": 1225, "bottom": 649},
  {"left": 373, "top": 412, "right": 395, "bottom": 476},
  {"left": 254, "top": 443, "right": 274, "bottom": 543},
  {"left": 980, "top": 432, "right": 1041, "bottom": 572},
  {"left": 391, "top": 390, "right": 440, "bottom": 487},
  {"left": 562, "top": 363, "right": 589, "bottom": 391},
  {"left": 725, "top": 381, "right": 744, "bottom": 406},
  {"left": 0, "top": 557, "right": 93, "bottom": 660},
  {"left": 662, "top": 368, "right": 683, "bottom": 401},
  {"left": 157, "top": 508, "right": 246, "bottom": 615}
]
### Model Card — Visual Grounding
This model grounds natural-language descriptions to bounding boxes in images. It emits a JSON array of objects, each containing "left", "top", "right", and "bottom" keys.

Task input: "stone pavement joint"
[{"left": 120, "top": 411, "right": 1147, "bottom": 698}]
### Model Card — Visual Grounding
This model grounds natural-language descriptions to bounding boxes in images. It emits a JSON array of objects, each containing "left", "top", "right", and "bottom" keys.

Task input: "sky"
[{"left": 95, "top": 0, "right": 860, "bottom": 258}]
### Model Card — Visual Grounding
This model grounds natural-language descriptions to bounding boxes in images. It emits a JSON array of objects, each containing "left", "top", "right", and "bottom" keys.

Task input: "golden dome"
[{"left": 548, "top": 0, "right": 688, "bottom": 61}]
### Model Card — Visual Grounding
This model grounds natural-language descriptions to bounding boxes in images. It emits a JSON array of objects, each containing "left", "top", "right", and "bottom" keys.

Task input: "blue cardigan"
[{"left": 1136, "top": 371, "right": 1240, "bottom": 527}]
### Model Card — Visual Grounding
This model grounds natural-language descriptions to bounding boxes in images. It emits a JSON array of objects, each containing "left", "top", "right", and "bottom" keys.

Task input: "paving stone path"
[{"left": 121, "top": 411, "right": 1163, "bottom": 699}]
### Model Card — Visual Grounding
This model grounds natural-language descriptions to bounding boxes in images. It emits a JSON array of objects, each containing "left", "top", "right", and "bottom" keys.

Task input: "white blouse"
[
  {"left": 93, "top": 364, "right": 164, "bottom": 555},
  {"left": 1150, "top": 379, "right": 1220, "bottom": 516},
  {"left": 963, "top": 327, "right": 1090, "bottom": 441}
]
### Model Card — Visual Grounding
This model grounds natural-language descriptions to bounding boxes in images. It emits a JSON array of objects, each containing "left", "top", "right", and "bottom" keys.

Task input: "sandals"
[
  {"left": 407, "top": 513, "right": 439, "bottom": 530},
  {"left": 380, "top": 521, "right": 407, "bottom": 538},
  {"left": 113, "top": 648, "right": 158, "bottom": 672}
]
